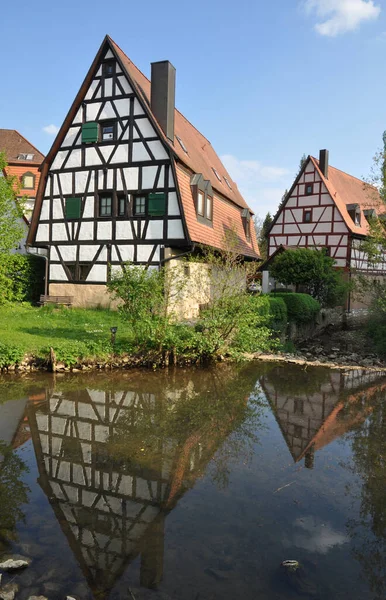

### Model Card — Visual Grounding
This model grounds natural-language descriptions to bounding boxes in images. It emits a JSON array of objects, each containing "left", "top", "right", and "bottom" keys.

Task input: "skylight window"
[
  {"left": 176, "top": 135, "right": 188, "bottom": 153},
  {"left": 224, "top": 176, "right": 232, "bottom": 190},
  {"left": 212, "top": 168, "right": 222, "bottom": 182},
  {"left": 18, "top": 153, "right": 35, "bottom": 160}
]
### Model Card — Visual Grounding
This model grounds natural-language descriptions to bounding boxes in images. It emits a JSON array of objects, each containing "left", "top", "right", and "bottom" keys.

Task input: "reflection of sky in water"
[
  {"left": 286, "top": 516, "right": 349, "bottom": 554},
  {"left": 0, "top": 363, "right": 386, "bottom": 600}
]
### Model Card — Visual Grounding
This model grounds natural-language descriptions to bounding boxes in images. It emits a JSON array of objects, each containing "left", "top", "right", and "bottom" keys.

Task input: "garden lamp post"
[{"left": 110, "top": 326, "right": 118, "bottom": 346}]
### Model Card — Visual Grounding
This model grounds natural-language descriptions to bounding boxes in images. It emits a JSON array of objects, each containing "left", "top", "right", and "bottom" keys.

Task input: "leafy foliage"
[
  {"left": 0, "top": 342, "right": 24, "bottom": 368},
  {"left": 270, "top": 247, "right": 347, "bottom": 306},
  {"left": 271, "top": 292, "right": 320, "bottom": 324},
  {"left": 256, "top": 212, "right": 273, "bottom": 260},
  {"left": 0, "top": 152, "right": 25, "bottom": 253},
  {"left": 0, "top": 253, "right": 45, "bottom": 305},
  {"left": 0, "top": 442, "right": 30, "bottom": 539}
]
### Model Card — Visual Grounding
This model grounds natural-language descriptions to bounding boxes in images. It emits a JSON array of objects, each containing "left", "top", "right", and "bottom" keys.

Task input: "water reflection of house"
[
  {"left": 261, "top": 367, "right": 386, "bottom": 468},
  {"left": 26, "top": 377, "right": 246, "bottom": 596}
]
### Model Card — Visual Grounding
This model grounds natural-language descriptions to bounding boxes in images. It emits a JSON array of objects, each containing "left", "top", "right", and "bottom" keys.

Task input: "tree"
[
  {"left": 256, "top": 212, "right": 273, "bottom": 260},
  {"left": 270, "top": 247, "right": 347, "bottom": 306},
  {"left": 0, "top": 152, "right": 25, "bottom": 253},
  {"left": 297, "top": 153, "right": 307, "bottom": 176}
]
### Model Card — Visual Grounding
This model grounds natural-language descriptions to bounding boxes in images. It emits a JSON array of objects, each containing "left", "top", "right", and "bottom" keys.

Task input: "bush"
[
  {"left": 266, "top": 296, "right": 287, "bottom": 333},
  {"left": 0, "top": 342, "right": 24, "bottom": 368},
  {"left": 271, "top": 292, "right": 320, "bottom": 324},
  {"left": 367, "top": 317, "right": 386, "bottom": 357},
  {"left": 270, "top": 247, "right": 348, "bottom": 307},
  {"left": 0, "top": 253, "right": 45, "bottom": 304}
]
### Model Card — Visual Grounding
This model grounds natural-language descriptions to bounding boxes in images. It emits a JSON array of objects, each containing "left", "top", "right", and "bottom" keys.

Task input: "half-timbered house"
[
  {"left": 27, "top": 36, "right": 259, "bottom": 313},
  {"left": 262, "top": 150, "right": 386, "bottom": 307}
]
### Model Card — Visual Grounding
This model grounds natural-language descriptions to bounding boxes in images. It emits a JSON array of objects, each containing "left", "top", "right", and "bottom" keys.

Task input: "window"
[
  {"left": 18, "top": 153, "right": 34, "bottom": 160},
  {"left": 304, "top": 209, "right": 312, "bottom": 223},
  {"left": 118, "top": 195, "right": 126, "bottom": 217},
  {"left": 197, "top": 191, "right": 204, "bottom": 216},
  {"left": 324, "top": 246, "right": 331, "bottom": 257},
  {"left": 242, "top": 208, "right": 251, "bottom": 241},
  {"left": 66, "top": 263, "right": 91, "bottom": 282},
  {"left": 224, "top": 177, "right": 232, "bottom": 190},
  {"left": 206, "top": 196, "right": 213, "bottom": 220},
  {"left": 176, "top": 135, "right": 188, "bottom": 153},
  {"left": 82, "top": 122, "right": 98, "bottom": 144},
  {"left": 99, "top": 195, "right": 112, "bottom": 217},
  {"left": 65, "top": 197, "right": 81, "bottom": 219},
  {"left": 101, "top": 121, "right": 116, "bottom": 142},
  {"left": 212, "top": 168, "right": 222, "bottom": 181},
  {"left": 190, "top": 174, "right": 213, "bottom": 225},
  {"left": 305, "top": 183, "right": 313, "bottom": 195},
  {"left": 21, "top": 172, "right": 35, "bottom": 189},
  {"left": 103, "top": 61, "right": 115, "bottom": 77},
  {"left": 134, "top": 196, "right": 146, "bottom": 216}
]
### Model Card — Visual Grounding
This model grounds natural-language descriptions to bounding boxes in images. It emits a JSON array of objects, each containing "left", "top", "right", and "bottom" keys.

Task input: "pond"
[{"left": 0, "top": 363, "right": 386, "bottom": 600}]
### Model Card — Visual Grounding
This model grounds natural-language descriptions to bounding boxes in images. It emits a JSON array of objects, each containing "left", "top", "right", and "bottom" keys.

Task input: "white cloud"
[
  {"left": 220, "top": 154, "right": 291, "bottom": 217},
  {"left": 303, "top": 0, "right": 381, "bottom": 36},
  {"left": 282, "top": 516, "right": 349, "bottom": 554},
  {"left": 43, "top": 124, "right": 59, "bottom": 135}
]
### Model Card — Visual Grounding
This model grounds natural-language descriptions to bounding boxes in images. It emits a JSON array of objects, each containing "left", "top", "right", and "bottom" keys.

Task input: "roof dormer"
[{"left": 347, "top": 203, "right": 361, "bottom": 226}]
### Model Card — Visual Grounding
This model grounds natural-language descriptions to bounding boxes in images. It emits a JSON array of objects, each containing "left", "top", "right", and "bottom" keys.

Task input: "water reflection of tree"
[
  {"left": 0, "top": 441, "right": 30, "bottom": 541},
  {"left": 108, "top": 366, "right": 266, "bottom": 492},
  {"left": 343, "top": 390, "right": 386, "bottom": 600}
]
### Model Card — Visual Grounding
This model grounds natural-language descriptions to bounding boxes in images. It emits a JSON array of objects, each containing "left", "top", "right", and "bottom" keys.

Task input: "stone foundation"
[{"left": 49, "top": 283, "right": 117, "bottom": 309}]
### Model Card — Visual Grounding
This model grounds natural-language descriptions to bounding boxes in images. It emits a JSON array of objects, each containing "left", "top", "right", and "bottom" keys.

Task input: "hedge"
[
  {"left": 266, "top": 296, "right": 287, "bottom": 333},
  {"left": 271, "top": 292, "right": 320, "bottom": 324},
  {"left": 0, "top": 253, "right": 45, "bottom": 304}
]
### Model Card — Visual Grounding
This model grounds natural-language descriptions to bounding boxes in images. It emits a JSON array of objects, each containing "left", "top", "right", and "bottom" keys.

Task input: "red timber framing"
[{"left": 268, "top": 153, "right": 386, "bottom": 276}]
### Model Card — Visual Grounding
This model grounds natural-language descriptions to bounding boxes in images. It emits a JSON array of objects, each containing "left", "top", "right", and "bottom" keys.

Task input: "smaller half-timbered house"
[
  {"left": 27, "top": 36, "right": 259, "bottom": 314},
  {"left": 262, "top": 150, "right": 386, "bottom": 307}
]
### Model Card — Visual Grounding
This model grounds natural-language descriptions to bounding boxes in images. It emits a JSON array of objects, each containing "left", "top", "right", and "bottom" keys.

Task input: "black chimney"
[
  {"left": 151, "top": 61, "right": 176, "bottom": 142},
  {"left": 319, "top": 149, "right": 329, "bottom": 179}
]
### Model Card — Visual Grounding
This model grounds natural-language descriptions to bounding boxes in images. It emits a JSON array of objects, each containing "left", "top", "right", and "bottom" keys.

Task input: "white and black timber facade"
[{"left": 28, "top": 36, "right": 260, "bottom": 307}]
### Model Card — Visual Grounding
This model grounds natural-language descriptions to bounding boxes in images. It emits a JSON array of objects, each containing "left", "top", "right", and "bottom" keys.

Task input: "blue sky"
[{"left": 1, "top": 0, "right": 386, "bottom": 217}]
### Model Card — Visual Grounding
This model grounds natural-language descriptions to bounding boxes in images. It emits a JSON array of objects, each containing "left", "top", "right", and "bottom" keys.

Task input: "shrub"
[
  {"left": 266, "top": 296, "right": 287, "bottom": 333},
  {"left": 0, "top": 342, "right": 24, "bottom": 368},
  {"left": 0, "top": 253, "right": 45, "bottom": 304},
  {"left": 271, "top": 292, "right": 320, "bottom": 324},
  {"left": 367, "top": 317, "right": 386, "bottom": 357},
  {"left": 270, "top": 247, "right": 348, "bottom": 307}
]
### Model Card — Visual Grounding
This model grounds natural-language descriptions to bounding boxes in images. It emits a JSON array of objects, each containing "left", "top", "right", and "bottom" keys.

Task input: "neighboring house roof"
[
  {"left": 0, "top": 129, "right": 44, "bottom": 166},
  {"left": 32, "top": 36, "right": 259, "bottom": 259},
  {"left": 310, "top": 156, "right": 385, "bottom": 237}
]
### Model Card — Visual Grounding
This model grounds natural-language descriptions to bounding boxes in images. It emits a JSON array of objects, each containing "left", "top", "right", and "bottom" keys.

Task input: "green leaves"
[
  {"left": 0, "top": 152, "right": 25, "bottom": 253},
  {"left": 270, "top": 247, "right": 347, "bottom": 307}
]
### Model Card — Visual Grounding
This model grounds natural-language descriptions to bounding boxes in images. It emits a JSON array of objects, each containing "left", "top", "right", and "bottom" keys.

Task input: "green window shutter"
[
  {"left": 65, "top": 197, "right": 82, "bottom": 219},
  {"left": 82, "top": 122, "right": 98, "bottom": 143},
  {"left": 148, "top": 193, "right": 166, "bottom": 216}
]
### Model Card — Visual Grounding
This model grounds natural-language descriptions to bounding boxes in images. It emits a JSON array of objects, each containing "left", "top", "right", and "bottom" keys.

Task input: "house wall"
[
  {"left": 33, "top": 47, "right": 188, "bottom": 296},
  {"left": 269, "top": 159, "right": 349, "bottom": 268},
  {"left": 5, "top": 163, "right": 41, "bottom": 219}
]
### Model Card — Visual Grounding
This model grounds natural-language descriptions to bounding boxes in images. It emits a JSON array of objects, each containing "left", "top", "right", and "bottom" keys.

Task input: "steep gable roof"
[
  {"left": 310, "top": 156, "right": 385, "bottom": 237},
  {"left": 109, "top": 38, "right": 248, "bottom": 211},
  {"left": 30, "top": 36, "right": 259, "bottom": 258},
  {"left": 0, "top": 129, "right": 44, "bottom": 166}
]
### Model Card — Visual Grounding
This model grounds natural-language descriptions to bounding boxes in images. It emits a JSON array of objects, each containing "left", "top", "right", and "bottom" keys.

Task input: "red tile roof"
[
  {"left": 0, "top": 129, "right": 44, "bottom": 166},
  {"left": 311, "top": 156, "right": 385, "bottom": 236},
  {"left": 109, "top": 38, "right": 250, "bottom": 211},
  {"left": 176, "top": 165, "right": 260, "bottom": 258}
]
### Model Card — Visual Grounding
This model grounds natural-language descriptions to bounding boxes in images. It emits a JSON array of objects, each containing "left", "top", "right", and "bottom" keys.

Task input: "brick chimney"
[
  {"left": 151, "top": 61, "right": 176, "bottom": 142},
  {"left": 319, "top": 149, "right": 329, "bottom": 179}
]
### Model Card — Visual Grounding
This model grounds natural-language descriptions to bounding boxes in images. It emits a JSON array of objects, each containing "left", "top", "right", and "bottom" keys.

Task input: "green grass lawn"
[{"left": 0, "top": 304, "right": 132, "bottom": 365}]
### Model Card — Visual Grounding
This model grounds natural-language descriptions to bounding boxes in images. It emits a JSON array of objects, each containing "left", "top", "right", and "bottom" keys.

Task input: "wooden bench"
[{"left": 39, "top": 295, "right": 73, "bottom": 307}]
